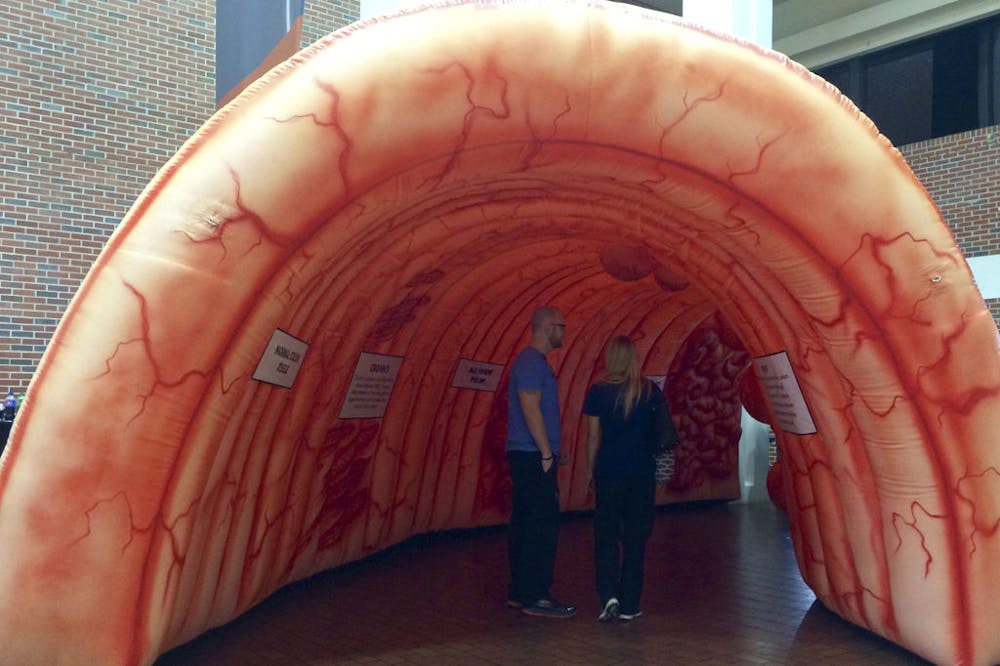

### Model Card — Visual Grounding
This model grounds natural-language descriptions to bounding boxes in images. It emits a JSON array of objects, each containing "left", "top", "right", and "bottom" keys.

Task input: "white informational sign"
[
  {"left": 451, "top": 359, "right": 505, "bottom": 392},
  {"left": 252, "top": 329, "right": 309, "bottom": 389},
  {"left": 752, "top": 351, "right": 817, "bottom": 435},
  {"left": 338, "top": 352, "right": 404, "bottom": 419}
]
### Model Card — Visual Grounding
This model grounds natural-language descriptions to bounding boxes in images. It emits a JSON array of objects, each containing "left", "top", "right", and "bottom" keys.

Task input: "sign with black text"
[
  {"left": 752, "top": 351, "right": 817, "bottom": 435},
  {"left": 451, "top": 359, "right": 505, "bottom": 392},
  {"left": 252, "top": 329, "right": 309, "bottom": 389},
  {"left": 339, "top": 352, "right": 404, "bottom": 419}
]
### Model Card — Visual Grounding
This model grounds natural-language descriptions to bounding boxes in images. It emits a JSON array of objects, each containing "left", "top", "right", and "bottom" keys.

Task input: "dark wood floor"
[{"left": 155, "top": 501, "right": 929, "bottom": 665}]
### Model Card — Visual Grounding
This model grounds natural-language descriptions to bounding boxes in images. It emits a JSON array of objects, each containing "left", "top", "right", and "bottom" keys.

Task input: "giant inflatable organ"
[{"left": 1, "top": 1, "right": 999, "bottom": 664}]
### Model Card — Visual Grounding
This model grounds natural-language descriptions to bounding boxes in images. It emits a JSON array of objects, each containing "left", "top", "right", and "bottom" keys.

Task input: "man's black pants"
[{"left": 507, "top": 451, "right": 560, "bottom": 605}]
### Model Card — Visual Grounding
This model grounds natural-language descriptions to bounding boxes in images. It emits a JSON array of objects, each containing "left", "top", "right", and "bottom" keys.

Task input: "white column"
[{"left": 684, "top": 0, "right": 774, "bottom": 503}]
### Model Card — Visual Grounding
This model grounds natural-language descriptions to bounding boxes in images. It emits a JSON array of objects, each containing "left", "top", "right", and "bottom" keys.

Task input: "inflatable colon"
[{"left": 1, "top": 1, "right": 998, "bottom": 664}]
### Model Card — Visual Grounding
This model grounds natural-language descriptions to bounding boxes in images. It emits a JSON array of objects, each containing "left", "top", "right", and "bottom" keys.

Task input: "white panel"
[
  {"left": 969, "top": 254, "right": 1000, "bottom": 300},
  {"left": 774, "top": 0, "right": 893, "bottom": 36},
  {"left": 775, "top": 0, "right": 1000, "bottom": 68}
]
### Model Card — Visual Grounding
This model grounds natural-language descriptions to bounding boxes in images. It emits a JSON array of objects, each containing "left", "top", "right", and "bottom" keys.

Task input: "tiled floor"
[{"left": 155, "top": 501, "right": 928, "bottom": 665}]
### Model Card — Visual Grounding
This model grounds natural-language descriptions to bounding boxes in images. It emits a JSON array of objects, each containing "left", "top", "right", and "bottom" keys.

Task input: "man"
[{"left": 505, "top": 306, "right": 576, "bottom": 618}]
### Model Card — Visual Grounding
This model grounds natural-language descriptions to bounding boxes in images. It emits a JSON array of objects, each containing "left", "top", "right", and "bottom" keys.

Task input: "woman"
[{"left": 583, "top": 335, "right": 666, "bottom": 622}]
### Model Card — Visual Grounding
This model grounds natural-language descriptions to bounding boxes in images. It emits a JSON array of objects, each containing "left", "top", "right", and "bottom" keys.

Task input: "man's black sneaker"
[
  {"left": 521, "top": 597, "right": 576, "bottom": 618},
  {"left": 617, "top": 610, "right": 643, "bottom": 621}
]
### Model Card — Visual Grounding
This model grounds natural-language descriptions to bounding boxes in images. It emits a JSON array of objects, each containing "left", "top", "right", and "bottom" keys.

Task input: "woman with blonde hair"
[{"left": 583, "top": 335, "right": 667, "bottom": 622}]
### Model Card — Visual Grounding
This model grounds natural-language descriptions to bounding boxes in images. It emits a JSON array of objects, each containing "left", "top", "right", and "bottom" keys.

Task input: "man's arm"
[{"left": 518, "top": 389, "right": 554, "bottom": 471}]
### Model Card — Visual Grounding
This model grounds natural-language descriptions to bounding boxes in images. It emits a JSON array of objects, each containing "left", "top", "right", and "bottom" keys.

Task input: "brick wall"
[
  {"left": 0, "top": 3, "right": 995, "bottom": 394},
  {"left": 0, "top": 1, "right": 358, "bottom": 394},
  {"left": 899, "top": 126, "right": 1000, "bottom": 258},
  {"left": 990, "top": 300, "right": 1000, "bottom": 323},
  {"left": 304, "top": 0, "right": 361, "bottom": 45},
  {"left": 899, "top": 127, "right": 1000, "bottom": 329},
  {"left": 1, "top": 0, "right": 212, "bottom": 392}
]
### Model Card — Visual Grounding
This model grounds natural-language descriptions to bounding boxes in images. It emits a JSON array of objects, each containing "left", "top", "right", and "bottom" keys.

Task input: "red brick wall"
[
  {"left": 989, "top": 299, "right": 1000, "bottom": 325},
  {"left": 899, "top": 127, "right": 1000, "bottom": 258},
  {"left": 0, "top": 4, "right": 996, "bottom": 393},
  {"left": 0, "top": 1, "right": 358, "bottom": 394},
  {"left": 899, "top": 127, "right": 1000, "bottom": 328}
]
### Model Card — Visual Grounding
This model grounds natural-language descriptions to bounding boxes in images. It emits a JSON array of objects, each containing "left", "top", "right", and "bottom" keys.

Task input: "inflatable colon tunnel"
[{"left": 2, "top": 1, "right": 1000, "bottom": 664}]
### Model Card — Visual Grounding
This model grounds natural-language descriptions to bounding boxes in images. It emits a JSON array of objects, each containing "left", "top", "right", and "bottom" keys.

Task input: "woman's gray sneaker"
[
  {"left": 598, "top": 597, "right": 619, "bottom": 622},
  {"left": 521, "top": 597, "right": 577, "bottom": 618}
]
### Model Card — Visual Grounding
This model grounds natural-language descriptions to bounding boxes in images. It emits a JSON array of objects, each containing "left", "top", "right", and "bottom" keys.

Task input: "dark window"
[
  {"left": 819, "top": 62, "right": 852, "bottom": 98},
  {"left": 864, "top": 45, "right": 934, "bottom": 145},
  {"left": 816, "top": 16, "right": 997, "bottom": 145},
  {"left": 932, "top": 25, "right": 979, "bottom": 137}
]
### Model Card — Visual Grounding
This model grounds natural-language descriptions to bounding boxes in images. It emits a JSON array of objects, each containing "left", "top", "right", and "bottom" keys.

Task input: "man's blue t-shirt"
[{"left": 506, "top": 347, "right": 561, "bottom": 454}]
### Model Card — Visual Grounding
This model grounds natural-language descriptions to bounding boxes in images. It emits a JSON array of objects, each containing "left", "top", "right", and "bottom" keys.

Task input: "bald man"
[{"left": 505, "top": 306, "right": 576, "bottom": 618}]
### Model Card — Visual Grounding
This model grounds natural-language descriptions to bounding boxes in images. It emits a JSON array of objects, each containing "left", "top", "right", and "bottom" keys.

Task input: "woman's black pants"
[{"left": 593, "top": 475, "right": 655, "bottom": 614}]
